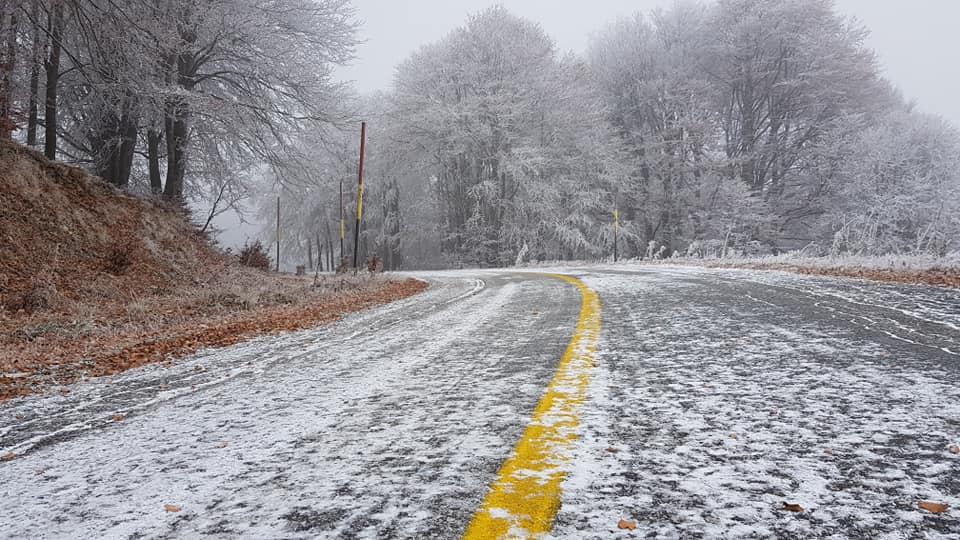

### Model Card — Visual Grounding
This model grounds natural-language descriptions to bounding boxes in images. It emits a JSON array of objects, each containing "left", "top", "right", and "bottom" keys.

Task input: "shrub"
[
  {"left": 239, "top": 240, "right": 272, "bottom": 271},
  {"left": 13, "top": 276, "right": 57, "bottom": 313},
  {"left": 104, "top": 240, "right": 135, "bottom": 275}
]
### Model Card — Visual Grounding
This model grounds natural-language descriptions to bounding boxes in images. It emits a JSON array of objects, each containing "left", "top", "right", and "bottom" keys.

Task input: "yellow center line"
[{"left": 462, "top": 273, "right": 601, "bottom": 540}]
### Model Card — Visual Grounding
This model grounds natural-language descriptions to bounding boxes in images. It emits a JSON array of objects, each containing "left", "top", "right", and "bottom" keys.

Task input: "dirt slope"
[
  {"left": 0, "top": 139, "right": 221, "bottom": 312},
  {"left": 0, "top": 139, "right": 426, "bottom": 400}
]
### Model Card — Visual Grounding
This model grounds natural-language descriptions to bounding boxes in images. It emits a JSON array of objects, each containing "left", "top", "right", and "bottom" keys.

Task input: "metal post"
[
  {"left": 339, "top": 179, "right": 344, "bottom": 264},
  {"left": 353, "top": 121, "right": 366, "bottom": 270},
  {"left": 276, "top": 195, "right": 280, "bottom": 272}
]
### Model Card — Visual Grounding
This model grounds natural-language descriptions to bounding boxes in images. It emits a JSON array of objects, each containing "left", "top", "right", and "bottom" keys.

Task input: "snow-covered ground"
[
  {"left": 1, "top": 273, "right": 579, "bottom": 538},
  {"left": 553, "top": 266, "right": 960, "bottom": 539},
  {"left": 2, "top": 265, "right": 958, "bottom": 538}
]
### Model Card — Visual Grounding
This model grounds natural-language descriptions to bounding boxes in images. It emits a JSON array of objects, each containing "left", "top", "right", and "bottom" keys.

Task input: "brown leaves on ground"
[
  {"left": 111, "top": 414, "right": 125, "bottom": 421},
  {"left": 1, "top": 452, "right": 16, "bottom": 461},
  {"left": 617, "top": 519, "right": 637, "bottom": 530},
  {"left": 948, "top": 444, "right": 960, "bottom": 454},
  {"left": 918, "top": 501, "right": 950, "bottom": 513},
  {"left": 163, "top": 504, "right": 181, "bottom": 513},
  {"left": 0, "top": 140, "right": 428, "bottom": 401},
  {"left": 705, "top": 261, "right": 960, "bottom": 289},
  {"left": 782, "top": 502, "right": 804, "bottom": 512},
  {"left": 0, "top": 276, "right": 427, "bottom": 400}
]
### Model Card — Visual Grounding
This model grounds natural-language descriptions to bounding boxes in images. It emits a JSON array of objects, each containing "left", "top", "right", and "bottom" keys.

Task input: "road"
[{"left": 2, "top": 265, "right": 959, "bottom": 539}]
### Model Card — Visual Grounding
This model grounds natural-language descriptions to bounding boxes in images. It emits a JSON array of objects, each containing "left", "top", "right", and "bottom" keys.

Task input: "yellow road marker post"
[{"left": 462, "top": 274, "right": 601, "bottom": 540}]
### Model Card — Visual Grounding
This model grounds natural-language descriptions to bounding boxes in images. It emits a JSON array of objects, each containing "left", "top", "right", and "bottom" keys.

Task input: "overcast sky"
[{"left": 336, "top": 0, "right": 960, "bottom": 128}]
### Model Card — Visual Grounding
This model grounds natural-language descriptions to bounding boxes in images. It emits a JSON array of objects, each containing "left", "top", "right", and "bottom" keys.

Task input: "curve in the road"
[{"left": 462, "top": 273, "right": 601, "bottom": 539}]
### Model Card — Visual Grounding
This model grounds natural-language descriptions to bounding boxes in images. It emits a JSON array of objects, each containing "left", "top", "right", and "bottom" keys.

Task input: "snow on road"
[
  {"left": 552, "top": 266, "right": 960, "bottom": 539},
  {"left": 3, "top": 265, "right": 959, "bottom": 539},
  {"left": 1, "top": 273, "right": 580, "bottom": 539}
]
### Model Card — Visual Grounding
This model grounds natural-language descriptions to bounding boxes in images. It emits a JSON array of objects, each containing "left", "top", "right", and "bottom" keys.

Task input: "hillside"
[
  {"left": 0, "top": 140, "right": 425, "bottom": 400},
  {"left": 0, "top": 139, "right": 222, "bottom": 311}
]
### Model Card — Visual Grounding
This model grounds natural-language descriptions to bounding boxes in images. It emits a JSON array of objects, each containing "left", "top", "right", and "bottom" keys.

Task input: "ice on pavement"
[
  {"left": 3, "top": 265, "right": 959, "bottom": 539},
  {"left": 551, "top": 266, "right": 960, "bottom": 539},
  {"left": 1, "top": 273, "right": 580, "bottom": 539}
]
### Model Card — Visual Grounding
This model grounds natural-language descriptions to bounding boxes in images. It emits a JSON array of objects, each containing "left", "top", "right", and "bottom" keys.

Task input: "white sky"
[{"left": 336, "top": 0, "right": 960, "bottom": 128}]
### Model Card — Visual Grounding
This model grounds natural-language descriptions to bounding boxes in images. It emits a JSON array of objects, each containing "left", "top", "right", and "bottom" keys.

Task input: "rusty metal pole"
[{"left": 353, "top": 121, "right": 366, "bottom": 270}]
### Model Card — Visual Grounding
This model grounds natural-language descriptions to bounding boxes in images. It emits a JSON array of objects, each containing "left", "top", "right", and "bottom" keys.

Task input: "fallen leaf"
[
  {"left": 193, "top": 365, "right": 204, "bottom": 372},
  {"left": 605, "top": 447, "right": 619, "bottom": 453},
  {"left": 617, "top": 519, "right": 637, "bottom": 530},
  {"left": 948, "top": 444, "right": 960, "bottom": 454},
  {"left": 729, "top": 434, "right": 738, "bottom": 440},
  {"left": 918, "top": 501, "right": 949, "bottom": 513},
  {"left": 1, "top": 452, "right": 16, "bottom": 461},
  {"left": 164, "top": 504, "right": 181, "bottom": 513},
  {"left": 823, "top": 448, "right": 833, "bottom": 455},
  {"left": 782, "top": 502, "right": 804, "bottom": 512},
  {"left": 769, "top": 409, "right": 778, "bottom": 415},
  {"left": 215, "top": 441, "right": 228, "bottom": 449},
  {"left": 112, "top": 414, "right": 125, "bottom": 421}
]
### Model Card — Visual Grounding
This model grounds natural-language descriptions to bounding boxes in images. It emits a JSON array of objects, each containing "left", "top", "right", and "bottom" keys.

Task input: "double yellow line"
[{"left": 463, "top": 274, "right": 601, "bottom": 539}]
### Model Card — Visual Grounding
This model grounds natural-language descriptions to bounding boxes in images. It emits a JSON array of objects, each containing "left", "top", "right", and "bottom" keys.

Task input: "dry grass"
[
  {"left": 0, "top": 270, "right": 427, "bottom": 401},
  {"left": 637, "top": 253, "right": 960, "bottom": 289},
  {"left": 0, "top": 138, "right": 428, "bottom": 401}
]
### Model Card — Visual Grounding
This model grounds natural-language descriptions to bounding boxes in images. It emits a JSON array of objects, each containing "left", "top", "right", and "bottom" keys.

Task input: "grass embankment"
[{"left": 0, "top": 139, "right": 426, "bottom": 401}]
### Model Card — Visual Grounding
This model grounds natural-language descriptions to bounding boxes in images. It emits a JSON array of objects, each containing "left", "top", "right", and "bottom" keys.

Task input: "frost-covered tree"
[
  {"left": 7, "top": 0, "right": 359, "bottom": 228},
  {"left": 392, "top": 7, "right": 620, "bottom": 266},
  {"left": 829, "top": 109, "right": 960, "bottom": 255}
]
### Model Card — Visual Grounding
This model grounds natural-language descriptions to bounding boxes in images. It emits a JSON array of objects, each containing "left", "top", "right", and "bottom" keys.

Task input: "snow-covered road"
[{"left": 2, "top": 266, "right": 959, "bottom": 539}]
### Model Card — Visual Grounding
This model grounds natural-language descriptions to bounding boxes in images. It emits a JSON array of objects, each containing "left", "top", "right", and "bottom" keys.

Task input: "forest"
[{"left": 2, "top": 0, "right": 958, "bottom": 270}]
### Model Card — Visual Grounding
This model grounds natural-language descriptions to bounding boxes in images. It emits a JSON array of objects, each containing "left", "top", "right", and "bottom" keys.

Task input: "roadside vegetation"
[{"left": 0, "top": 139, "right": 425, "bottom": 401}]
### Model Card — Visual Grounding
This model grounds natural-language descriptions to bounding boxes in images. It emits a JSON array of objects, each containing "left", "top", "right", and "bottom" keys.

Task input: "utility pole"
[
  {"left": 353, "top": 121, "right": 366, "bottom": 270},
  {"left": 276, "top": 195, "right": 281, "bottom": 272}
]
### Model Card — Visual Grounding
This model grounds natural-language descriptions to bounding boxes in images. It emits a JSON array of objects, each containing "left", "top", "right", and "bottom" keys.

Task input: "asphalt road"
[{"left": 2, "top": 265, "right": 959, "bottom": 539}]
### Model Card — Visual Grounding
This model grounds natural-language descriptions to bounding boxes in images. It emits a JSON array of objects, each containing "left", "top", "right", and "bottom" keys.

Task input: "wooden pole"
[
  {"left": 353, "top": 121, "right": 366, "bottom": 270},
  {"left": 339, "top": 179, "right": 344, "bottom": 264},
  {"left": 276, "top": 195, "right": 280, "bottom": 272}
]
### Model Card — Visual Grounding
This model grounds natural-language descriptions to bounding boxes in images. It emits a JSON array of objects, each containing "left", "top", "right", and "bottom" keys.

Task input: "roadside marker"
[{"left": 462, "top": 274, "right": 601, "bottom": 539}]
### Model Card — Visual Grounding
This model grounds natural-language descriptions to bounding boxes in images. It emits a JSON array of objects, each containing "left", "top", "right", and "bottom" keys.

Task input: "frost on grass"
[{"left": 553, "top": 268, "right": 960, "bottom": 539}]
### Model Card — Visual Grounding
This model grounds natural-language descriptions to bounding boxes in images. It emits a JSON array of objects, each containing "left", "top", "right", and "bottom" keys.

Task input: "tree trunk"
[
  {"left": 163, "top": 99, "right": 188, "bottom": 202},
  {"left": 0, "top": 8, "right": 18, "bottom": 139},
  {"left": 26, "top": 0, "right": 42, "bottom": 146},
  {"left": 323, "top": 221, "right": 333, "bottom": 271},
  {"left": 96, "top": 99, "right": 138, "bottom": 188},
  {"left": 44, "top": 2, "right": 64, "bottom": 160},
  {"left": 147, "top": 128, "right": 162, "bottom": 194},
  {"left": 307, "top": 237, "right": 314, "bottom": 270}
]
